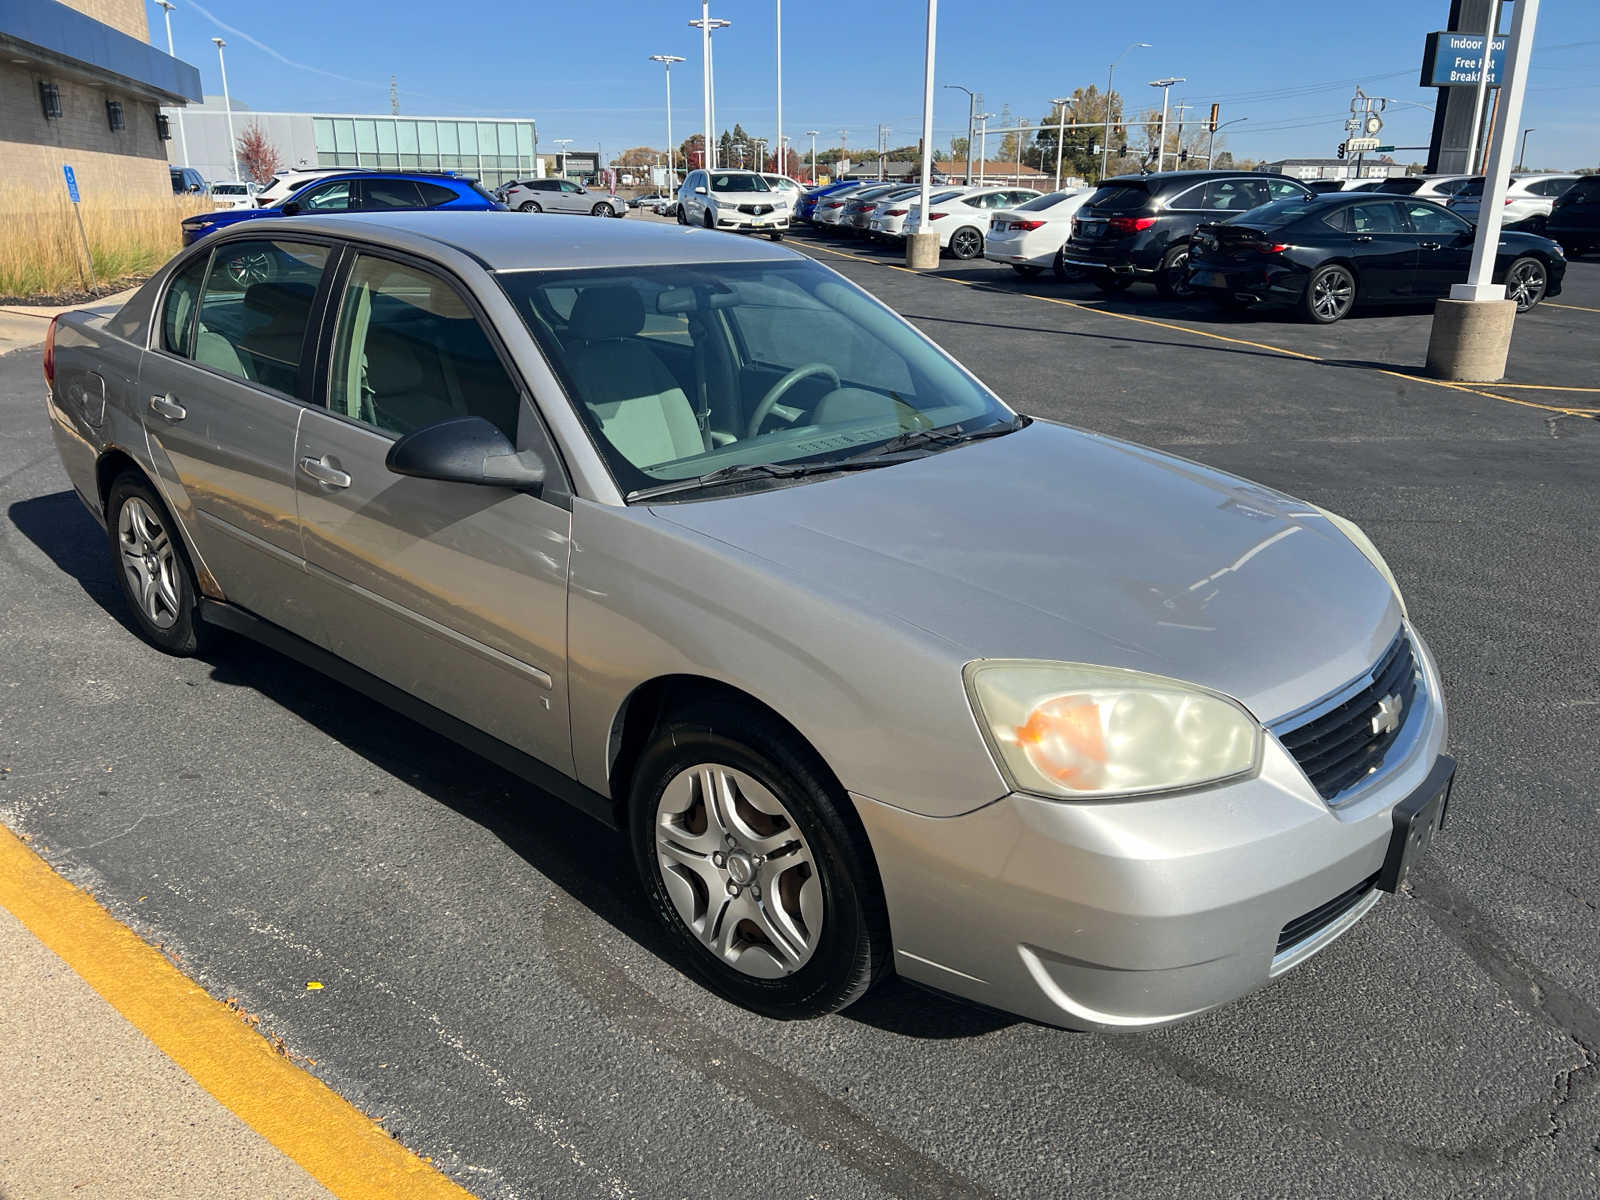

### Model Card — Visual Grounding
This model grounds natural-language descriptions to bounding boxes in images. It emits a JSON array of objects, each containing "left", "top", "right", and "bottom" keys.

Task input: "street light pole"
[
  {"left": 1517, "top": 126, "right": 1534, "bottom": 170},
  {"left": 1050, "top": 96, "right": 1072, "bottom": 190},
  {"left": 943, "top": 84, "right": 975, "bottom": 183},
  {"left": 212, "top": 37, "right": 237, "bottom": 181},
  {"left": 1103, "top": 41, "right": 1150, "bottom": 183},
  {"left": 775, "top": 0, "right": 782, "bottom": 179},
  {"left": 689, "top": 7, "right": 731, "bottom": 169},
  {"left": 554, "top": 138, "right": 573, "bottom": 178},
  {"left": 650, "top": 55, "right": 685, "bottom": 185},
  {"left": 1206, "top": 116, "right": 1247, "bottom": 167},
  {"left": 1148, "top": 76, "right": 1184, "bottom": 172},
  {"left": 906, "top": 0, "right": 940, "bottom": 270},
  {"left": 975, "top": 113, "right": 993, "bottom": 186},
  {"left": 154, "top": 1, "right": 188, "bottom": 169},
  {"left": 805, "top": 129, "right": 819, "bottom": 182}
]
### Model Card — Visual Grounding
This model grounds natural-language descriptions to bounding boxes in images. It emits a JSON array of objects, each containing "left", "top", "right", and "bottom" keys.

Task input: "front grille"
[
  {"left": 737, "top": 203, "right": 773, "bottom": 216},
  {"left": 1277, "top": 633, "right": 1419, "bottom": 800},
  {"left": 1277, "top": 873, "right": 1378, "bottom": 954}
]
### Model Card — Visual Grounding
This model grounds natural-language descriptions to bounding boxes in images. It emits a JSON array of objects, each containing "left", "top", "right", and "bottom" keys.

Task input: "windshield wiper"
[
  {"left": 845, "top": 413, "right": 1029, "bottom": 461},
  {"left": 625, "top": 458, "right": 892, "bottom": 502}
]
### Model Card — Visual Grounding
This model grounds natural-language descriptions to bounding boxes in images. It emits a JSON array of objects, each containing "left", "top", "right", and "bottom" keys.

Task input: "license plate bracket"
[{"left": 1378, "top": 754, "right": 1455, "bottom": 893}]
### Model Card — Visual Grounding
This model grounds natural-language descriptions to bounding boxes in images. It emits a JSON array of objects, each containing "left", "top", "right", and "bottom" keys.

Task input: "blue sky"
[{"left": 151, "top": 0, "right": 1600, "bottom": 169}]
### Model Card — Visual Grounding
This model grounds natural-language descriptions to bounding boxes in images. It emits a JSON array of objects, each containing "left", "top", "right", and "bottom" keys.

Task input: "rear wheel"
[
  {"left": 1301, "top": 263, "right": 1357, "bottom": 323},
  {"left": 1010, "top": 264, "right": 1042, "bottom": 278},
  {"left": 629, "top": 702, "right": 889, "bottom": 1018},
  {"left": 948, "top": 225, "right": 984, "bottom": 260},
  {"left": 105, "top": 474, "right": 210, "bottom": 657},
  {"left": 1505, "top": 256, "right": 1548, "bottom": 312},
  {"left": 518, "top": 200, "right": 541, "bottom": 214},
  {"left": 1154, "top": 243, "right": 1194, "bottom": 298},
  {"left": 1093, "top": 273, "right": 1133, "bottom": 294}
]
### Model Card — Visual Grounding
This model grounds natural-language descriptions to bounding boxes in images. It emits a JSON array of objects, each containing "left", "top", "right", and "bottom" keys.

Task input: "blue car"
[
  {"left": 181, "top": 171, "right": 506, "bottom": 245},
  {"left": 796, "top": 179, "right": 872, "bottom": 225}
]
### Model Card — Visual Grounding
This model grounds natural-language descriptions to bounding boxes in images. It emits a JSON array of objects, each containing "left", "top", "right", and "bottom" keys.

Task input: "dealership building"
[
  {"left": 1, "top": 0, "right": 201, "bottom": 206},
  {"left": 163, "top": 102, "right": 540, "bottom": 190}
]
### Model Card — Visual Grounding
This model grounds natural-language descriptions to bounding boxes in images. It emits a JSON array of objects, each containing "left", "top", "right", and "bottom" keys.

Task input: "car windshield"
[
  {"left": 710, "top": 173, "right": 769, "bottom": 192},
  {"left": 1221, "top": 199, "right": 1326, "bottom": 229},
  {"left": 1017, "top": 190, "right": 1082, "bottom": 212},
  {"left": 498, "top": 260, "right": 1014, "bottom": 499}
]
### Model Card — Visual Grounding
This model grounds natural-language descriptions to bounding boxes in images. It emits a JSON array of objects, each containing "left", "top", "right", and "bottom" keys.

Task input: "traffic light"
[
  {"left": 1337, "top": 141, "right": 1347, "bottom": 160},
  {"left": 1118, "top": 144, "right": 1128, "bottom": 157},
  {"left": 1179, "top": 150, "right": 1189, "bottom": 164},
  {"left": 1208, "top": 103, "right": 1219, "bottom": 133}
]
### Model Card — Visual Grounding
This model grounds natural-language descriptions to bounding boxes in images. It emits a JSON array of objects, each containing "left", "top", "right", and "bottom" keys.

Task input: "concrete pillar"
[
  {"left": 1425, "top": 298, "right": 1516, "bottom": 381},
  {"left": 905, "top": 231, "right": 939, "bottom": 269}
]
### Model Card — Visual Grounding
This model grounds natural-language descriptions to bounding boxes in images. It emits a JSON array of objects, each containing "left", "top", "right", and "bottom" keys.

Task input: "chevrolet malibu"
[{"left": 42, "top": 213, "right": 1451, "bottom": 1030}]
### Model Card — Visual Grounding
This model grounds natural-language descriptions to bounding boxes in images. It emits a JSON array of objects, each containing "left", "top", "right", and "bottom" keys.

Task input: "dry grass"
[{"left": 0, "top": 185, "right": 211, "bottom": 302}]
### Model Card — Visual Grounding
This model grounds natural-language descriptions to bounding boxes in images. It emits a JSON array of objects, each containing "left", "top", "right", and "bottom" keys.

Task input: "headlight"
[
  {"left": 964, "top": 661, "right": 1261, "bottom": 800},
  {"left": 1311, "top": 505, "right": 1407, "bottom": 619}
]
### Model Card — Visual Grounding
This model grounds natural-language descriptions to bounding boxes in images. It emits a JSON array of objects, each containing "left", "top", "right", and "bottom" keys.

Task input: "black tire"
[
  {"left": 1051, "top": 248, "right": 1079, "bottom": 282},
  {"left": 1093, "top": 273, "right": 1133, "bottom": 294},
  {"left": 948, "top": 225, "right": 984, "bottom": 260},
  {"left": 1010, "top": 264, "right": 1043, "bottom": 278},
  {"left": 628, "top": 701, "right": 890, "bottom": 1019},
  {"left": 704, "top": 209, "right": 715, "bottom": 230},
  {"left": 769, "top": 232, "right": 784, "bottom": 242},
  {"left": 1154, "top": 243, "right": 1194, "bottom": 299},
  {"left": 676, "top": 204, "right": 689, "bottom": 225},
  {"left": 592, "top": 202, "right": 614, "bottom": 218},
  {"left": 518, "top": 200, "right": 541, "bottom": 214},
  {"left": 1505, "top": 255, "right": 1548, "bottom": 312},
  {"left": 105, "top": 473, "right": 210, "bottom": 657},
  {"left": 1300, "top": 263, "right": 1357, "bottom": 324}
]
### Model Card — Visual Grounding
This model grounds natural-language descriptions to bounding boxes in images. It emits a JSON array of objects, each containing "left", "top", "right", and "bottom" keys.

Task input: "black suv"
[
  {"left": 1062, "top": 171, "right": 1314, "bottom": 297},
  {"left": 1548, "top": 174, "right": 1600, "bottom": 259}
]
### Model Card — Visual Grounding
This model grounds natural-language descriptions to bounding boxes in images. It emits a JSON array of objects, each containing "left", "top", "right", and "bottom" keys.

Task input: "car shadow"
[{"left": 7, "top": 489, "right": 1015, "bottom": 1041}]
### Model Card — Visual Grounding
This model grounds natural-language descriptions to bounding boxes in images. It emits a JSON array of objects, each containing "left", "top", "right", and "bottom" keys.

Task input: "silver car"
[
  {"left": 502, "top": 178, "right": 627, "bottom": 217},
  {"left": 43, "top": 213, "right": 1451, "bottom": 1030}
]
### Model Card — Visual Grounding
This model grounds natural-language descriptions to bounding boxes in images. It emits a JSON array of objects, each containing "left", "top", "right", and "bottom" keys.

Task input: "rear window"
[
  {"left": 1221, "top": 199, "right": 1325, "bottom": 229},
  {"left": 1017, "top": 190, "right": 1081, "bottom": 212},
  {"left": 1566, "top": 176, "right": 1600, "bottom": 202},
  {"left": 1083, "top": 184, "right": 1149, "bottom": 212},
  {"left": 1452, "top": 178, "right": 1498, "bottom": 198},
  {"left": 1369, "top": 178, "right": 1423, "bottom": 195}
]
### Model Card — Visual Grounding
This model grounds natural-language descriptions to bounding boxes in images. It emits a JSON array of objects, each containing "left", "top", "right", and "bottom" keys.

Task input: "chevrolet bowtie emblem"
[{"left": 1371, "top": 693, "right": 1404, "bottom": 737}]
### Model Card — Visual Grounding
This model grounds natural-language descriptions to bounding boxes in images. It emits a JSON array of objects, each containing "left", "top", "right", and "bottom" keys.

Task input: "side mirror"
[
  {"left": 694, "top": 186, "right": 708, "bottom": 195},
  {"left": 386, "top": 415, "right": 545, "bottom": 493},
  {"left": 280, "top": 201, "right": 301, "bottom": 217}
]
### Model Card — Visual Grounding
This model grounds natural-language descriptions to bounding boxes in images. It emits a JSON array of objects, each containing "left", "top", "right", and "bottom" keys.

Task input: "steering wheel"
[{"left": 746, "top": 362, "right": 841, "bottom": 439}]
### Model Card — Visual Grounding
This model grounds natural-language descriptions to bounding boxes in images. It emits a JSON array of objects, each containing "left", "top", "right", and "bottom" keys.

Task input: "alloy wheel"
[
  {"left": 223, "top": 250, "right": 272, "bottom": 287},
  {"left": 1310, "top": 267, "right": 1355, "bottom": 321},
  {"left": 950, "top": 227, "right": 983, "bottom": 259},
  {"left": 653, "top": 764, "right": 823, "bottom": 978},
  {"left": 117, "top": 497, "right": 181, "bottom": 630},
  {"left": 1506, "top": 258, "right": 1547, "bottom": 312}
]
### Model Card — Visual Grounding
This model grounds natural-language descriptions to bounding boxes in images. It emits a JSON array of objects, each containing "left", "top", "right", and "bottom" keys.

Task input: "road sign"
[
  {"left": 62, "top": 164, "right": 80, "bottom": 204},
  {"left": 1373, "top": 145, "right": 1396, "bottom": 153},
  {"left": 1345, "top": 137, "right": 1381, "bottom": 152},
  {"left": 1420, "top": 31, "right": 1508, "bottom": 88}
]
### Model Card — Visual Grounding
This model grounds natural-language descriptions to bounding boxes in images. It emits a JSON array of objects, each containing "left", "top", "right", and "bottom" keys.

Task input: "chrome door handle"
[
  {"left": 149, "top": 393, "right": 187, "bottom": 421},
  {"left": 1353, "top": 235, "right": 1373, "bottom": 243},
  {"left": 299, "top": 455, "right": 352, "bottom": 489},
  {"left": 1418, "top": 241, "right": 1442, "bottom": 250}
]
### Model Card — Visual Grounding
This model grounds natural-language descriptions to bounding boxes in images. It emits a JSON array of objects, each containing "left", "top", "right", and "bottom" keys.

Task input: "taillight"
[
  {"left": 823, "top": 201, "right": 844, "bottom": 209},
  {"left": 860, "top": 203, "right": 878, "bottom": 212},
  {"left": 1239, "top": 240, "right": 1289, "bottom": 255},
  {"left": 1014, "top": 219, "right": 1046, "bottom": 231},
  {"left": 885, "top": 208, "right": 908, "bottom": 217},
  {"left": 43, "top": 314, "right": 59, "bottom": 389},
  {"left": 928, "top": 211, "right": 948, "bottom": 220},
  {"left": 1105, "top": 216, "right": 1157, "bottom": 234}
]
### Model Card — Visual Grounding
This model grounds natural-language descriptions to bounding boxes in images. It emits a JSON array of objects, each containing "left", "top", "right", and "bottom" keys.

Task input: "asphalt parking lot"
[{"left": 2, "top": 232, "right": 1598, "bottom": 1198}]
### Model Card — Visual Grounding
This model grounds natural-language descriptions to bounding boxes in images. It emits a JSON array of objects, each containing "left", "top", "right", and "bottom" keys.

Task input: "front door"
[
  {"left": 1401, "top": 202, "right": 1476, "bottom": 298},
  {"left": 1341, "top": 201, "right": 1422, "bottom": 300},
  {"left": 555, "top": 180, "right": 589, "bottom": 213},
  {"left": 138, "top": 236, "right": 333, "bottom": 635},
  {"left": 292, "top": 250, "right": 574, "bottom": 773}
]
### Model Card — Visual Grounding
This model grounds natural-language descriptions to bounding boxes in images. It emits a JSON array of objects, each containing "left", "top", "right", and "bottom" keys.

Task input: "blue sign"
[
  {"left": 63, "top": 164, "right": 80, "bottom": 204},
  {"left": 1420, "top": 31, "right": 1508, "bottom": 88}
]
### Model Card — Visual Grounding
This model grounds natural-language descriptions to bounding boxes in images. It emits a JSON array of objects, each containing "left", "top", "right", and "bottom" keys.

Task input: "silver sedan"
[{"left": 43, "top": 213, "right": 1451, "bottom": 1030}]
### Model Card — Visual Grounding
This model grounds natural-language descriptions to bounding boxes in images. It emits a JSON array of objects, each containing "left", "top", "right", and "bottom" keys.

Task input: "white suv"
[
  {"left": 1447, "top": 174, "right": 1580, "bottom": 232},
  {"left": 677, "top": 169, "right": 789, "bottom": 239}
]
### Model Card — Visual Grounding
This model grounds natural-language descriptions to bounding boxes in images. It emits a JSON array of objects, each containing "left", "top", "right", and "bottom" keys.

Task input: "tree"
[
  {"left": 949, "top": 136, "right": 969, "bottom": 162},
  {"left": 994, "top": 103, "right": 1018, "bottom": 164},
  {"left": 236, "top": 121, "right": 282, "bottom": 184},
  {"left": 1028, "top": 85, "right": 1125, "bottom": 180},
  {"left": 615, "top": 146, "right": 661, "bottom": 168},
  {"left": 678, "top": 133, "right": 706, "bottom": 169}
]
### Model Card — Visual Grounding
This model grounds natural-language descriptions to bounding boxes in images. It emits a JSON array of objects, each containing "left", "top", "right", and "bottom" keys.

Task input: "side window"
[
  {"left": 560, "top": 181, "right": 581, "bottom": 193},
  {"left": 297, "top": 181, "right": 353, "bottom": 212},
  {"left": 193, "top": 240, "right": 329, "bottom": 395},
  {"left": 1348, "top": 202, "right": 1404, "bottom": 234},
  {"left": 1404, "top": 203, "right": 1470, "bottom": 235},
  {"left": 1203, "top": 179, "right": 1269, "bottom": 211},
  {"left": 1166, "top": 182, "right": 1207, "bottom": 211},
  {"left": 415, "top": 181, "right": 457, "bottom": 206},
  {"left": 362, "top": 179, "right": 425, "bottom": 210},
  {"left": 1264, "top": 179, "right": 1309, "bottom": 201},
  {"left": 160, "top": 253, "right": 211, "bottom": 357},
  {"left": 328, "top": 255, "right": 521, "bottom": 441},
  {"left": 1321, "top": 206, "right": 1353, "bottom": 234}
]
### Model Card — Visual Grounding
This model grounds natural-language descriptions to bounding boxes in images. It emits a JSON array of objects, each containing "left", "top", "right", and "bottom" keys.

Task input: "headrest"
[
  {"left": 568, "top": 286, "right": 645, "bottom": 341},
  {"left": 243, "top": 280, "right": 315, "bottom": 319}
]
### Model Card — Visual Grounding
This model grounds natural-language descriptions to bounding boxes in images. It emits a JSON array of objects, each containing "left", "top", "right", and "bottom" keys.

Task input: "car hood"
[
  {"left": 654, "top": 420, "right": 1401, "bottom": 722},
  {"left": 184, "top": 206, "right": 275, "bottom": 229}
]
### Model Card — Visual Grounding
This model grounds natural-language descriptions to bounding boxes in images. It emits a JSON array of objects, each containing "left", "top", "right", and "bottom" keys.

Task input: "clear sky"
[{"left": 150, "top": 0, "right": 1600, "bottom": 170}]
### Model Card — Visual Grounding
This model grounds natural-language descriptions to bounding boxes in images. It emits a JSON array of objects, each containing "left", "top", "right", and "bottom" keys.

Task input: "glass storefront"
[{"left": 313, "top": 116, "right": 538, "bottom": 187}]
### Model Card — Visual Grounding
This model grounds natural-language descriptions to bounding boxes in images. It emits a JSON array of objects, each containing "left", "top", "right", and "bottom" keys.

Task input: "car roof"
[{"left": 237, "top": 210, "right": 803, "bottom": 270}]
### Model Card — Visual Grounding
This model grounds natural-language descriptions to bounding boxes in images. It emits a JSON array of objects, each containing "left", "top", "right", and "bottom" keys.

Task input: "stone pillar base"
[
  {"left": 1425, "top": 298, "right": 1517, "bottom": 382},
  {"left": 905, "top": 231, "right": 940, "bottom": 270}
]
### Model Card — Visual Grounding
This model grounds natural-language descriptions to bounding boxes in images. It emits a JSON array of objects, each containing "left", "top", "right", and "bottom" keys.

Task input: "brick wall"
[{"left": 57, "top": 0, "right": 150, "bottom": 44}]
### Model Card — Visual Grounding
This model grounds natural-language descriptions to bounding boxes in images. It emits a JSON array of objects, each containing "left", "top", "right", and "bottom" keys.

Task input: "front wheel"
[
  {"left": 704, "top": 209, "right": 715, "bottom": 230},
  {"left": 1301, "top": 263, "right": 1357, "bottom": 323},
  {"left": 768, "top": 231, "right": 784, "bottom": 242},
  {"left": 948, "top": 225, "right": 984, "bottom": 260},
  {"left": 1155, "top": 244, "right": 1194, "bottom": 298},
  {"left": 676, "top": 204, "right": 689, "bottom": 225},
  {"left": 1051, "top": 248, "right": 1079, "bottom": 282},
  {"left": 518, "top": 201, "right": 541, "bottom": 214},
  {"left": 629, "top": 703, "right": 889, "bottom": 1019},
  {"left": 106, "top": 474, "right": 210, "bottom": 656},
  {"left": 1505, "top": 256, "right": 1548, "bottom": 312},
  {"left": 592, "top": 202, "right": 614, "bottom": 218}
]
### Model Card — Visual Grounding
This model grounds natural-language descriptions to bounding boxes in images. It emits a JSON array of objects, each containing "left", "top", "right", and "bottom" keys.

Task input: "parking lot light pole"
[
  {"left": 155, "top": 1, "right": 189, "bottom": 169},
  {"left": 1517, "top": 126, "right": 1534, "bottom": 170},
  {"left": 649, "top": 55, "right": 685, "bottom": 185},
  {"left": 212, "top": 37, "right": 237, "bottom": 182},
  {"left": 1147, "top": 77, "right": 1184, "bottom": 173},
  {"left": 975, "top": 113, "right": 994, "bottom": 186},
  {"left": 775, "top": 0, "right": 782, "bottom": 182},
  {"left": 1050, "top": 97, "right": 1072, "bottom": 190},
  {"left": 906, "top": 0, "right": 940, "bottom": 269},
  {"left": 943, "top": 84, "right": 975, "bottom": 183},
  {"left": 1427, "top": 0, "right": 1541, "bottom": 382},
  {"left": 1206, "top": 116, "right": 1247, "bottom": 167},
  {"left": 804, "top": 129, "right": 819, "bottom": 182},
  {"left": 1103, "top": 42, "right": 1150, "bottom": 183},
  {"left": 689, "top": 8, "right": 730, "bottom": 169},
  {"left": 554, "top": 138, "right": 573, "bottom": 178}
]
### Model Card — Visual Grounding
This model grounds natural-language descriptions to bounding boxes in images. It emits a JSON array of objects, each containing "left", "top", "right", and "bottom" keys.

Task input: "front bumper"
[
  {"left": 853, "top": 627, "right": 1449, "bottom": 1031},
  {"left": 715, "top": 211, "right": 790, "bottom": 232}
]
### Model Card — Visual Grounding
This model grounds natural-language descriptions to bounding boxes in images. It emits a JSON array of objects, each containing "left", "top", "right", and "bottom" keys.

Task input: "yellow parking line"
[
  {"left": 797, "top": 238, "right": 1598, "bottom": 417},
  {"left": 0, "top": 825, "right": 475, "bottom": 1200},
  {"left": 1545, "top": 302, "right": 1600, "bottom": 314},
  {"left": 1460, "top": 381, "right": 1600, "bottom": 393}
]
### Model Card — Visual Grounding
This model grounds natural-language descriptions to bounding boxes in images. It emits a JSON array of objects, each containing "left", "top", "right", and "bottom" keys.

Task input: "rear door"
[
  {"left": 138, "top": 237, "right": 333, "bottom": 635},
  {"left": 292, "top": 248, "right": 574, "bottom": 772}
]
